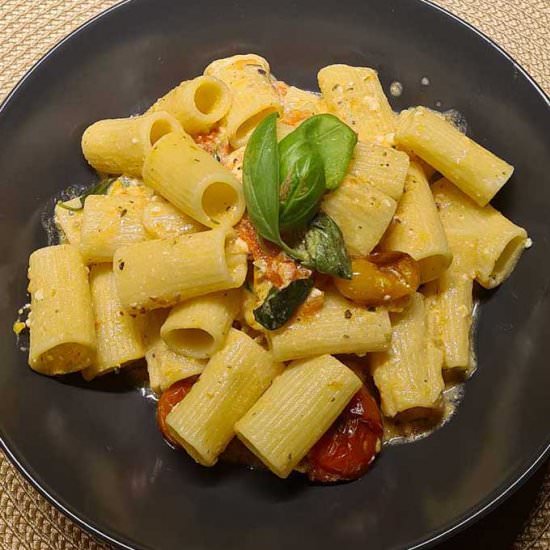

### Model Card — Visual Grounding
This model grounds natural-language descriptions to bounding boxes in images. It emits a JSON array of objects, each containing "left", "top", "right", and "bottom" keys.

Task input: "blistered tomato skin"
[
  {"left": 156, "top": 378, "right": 197, "bottom": 445},
  {"left": 334, "top": 252, "right": 420, "bottom": 306},
  {"left": 307, "top": 386, "right": 383, "bottom": 483}
]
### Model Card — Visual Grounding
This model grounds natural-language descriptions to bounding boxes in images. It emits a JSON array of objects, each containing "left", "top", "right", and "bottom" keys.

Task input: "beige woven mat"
[{"left": 0, "top": 1, "right": 548, "bottom": 549}]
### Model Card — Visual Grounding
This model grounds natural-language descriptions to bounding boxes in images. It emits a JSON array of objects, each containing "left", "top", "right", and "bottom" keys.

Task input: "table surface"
[{"left": 0, "top": 1, "right": 548, "bottom": 549}]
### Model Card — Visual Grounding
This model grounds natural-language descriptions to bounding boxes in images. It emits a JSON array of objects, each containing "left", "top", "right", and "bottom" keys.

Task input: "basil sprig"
[
  {"left": 243, "top": 112, "right": 355, "bottom": 272},
  {"left": 57, "top": 176, "right": 116, "bottom": 212},
  {"left": 243, "top": 112, "right": 355, "bottom": 330}
]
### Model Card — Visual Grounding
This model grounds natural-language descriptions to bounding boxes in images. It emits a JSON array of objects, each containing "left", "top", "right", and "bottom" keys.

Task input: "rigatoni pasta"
[
  {"left": 267, "top": 292, "right": 391, "bottom": 362},
  {"left": 79, "top": 194, "right": 148, "bottom": 263},
  {"left": 81, "top": 111, "right": 183, "bottom": 177},
  {"left": 143, "top": 311, "right": 205, "bottom": 393},
  {"left": 113, "top": 228, "right": 247, "bottom": 312},
  {"left": 148, "top": 75, "right": 232, "bottom": 135},
  {"left": 142, "top": 132, "right": 245, "bottom": 228},
  {"left": 348, "top": 141, "right": 409, "bottom": 200},
  {"left": 235, "top": 354, "right": 362, "bottom": 478},
  {"left": 19, "top": 55, "right": 530, "bottom": 485},
  {"left": 424, "top": 263, "right": 474, "bottom": 371},
  {"left": 83, "top": 264, "right": 145, "bottom": 380},
  {"left": 395, "top": 107, "right": 514, "bottom": 206},
  {"left": 142, "top": 196, "right": 205, "bottom": 239},
  {"left": 381, "top": 162, "right": 452, "bottom": 283},
  {"left": 27, "top": 245, "right": 96, "bottom": 375},
  {"left": 322, "top": 176, "right": 396, "bottom": 256},
  {"left": 370, "top": 293, "right": 444, "bottom": 417},
  {"left": 166, "top": 329, "right": 283, "bottom": 466},
  {"left": 160, "top": 289, "right": 241, "bottom": 359},
  {"left": 205, "top": 54, "right": 282, "bottom": 147},
  {"left": 318, "top": 64, "right": 395, "bottom": 146},
  {"left": 432, "top": 178, "right": 527, "bottom": 288}
]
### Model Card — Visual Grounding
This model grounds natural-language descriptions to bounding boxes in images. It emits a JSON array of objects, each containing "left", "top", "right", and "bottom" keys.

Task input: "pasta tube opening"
[
  {"left": 82, "top": 111, "right": 182, "bottom": 177},
  {"left": 167, "top": 329, "right": 214, "bottom": 357},
  {"left": 486, "top": 235, "right": 527, "bottom": 289},
  {"left": 201, "top": 181, "right": 241, "bottom": 225},
  {"left": 194, "top": 78, "right": 227, "bottom": 116},
  {"left": 33, "top": 343, "right": 95, "bottom": 376},
  {"left": 143, "top": 132, "right": 245, "bottom": 228},
  {"left": 160, "top": 289, "right": 241, "bottom": 359},
  {"left": 149, "top": 116, "right": 180, "bottom": 146}
]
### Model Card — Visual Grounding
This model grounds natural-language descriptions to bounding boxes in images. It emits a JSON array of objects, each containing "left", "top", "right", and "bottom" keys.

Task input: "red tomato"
[
  {"left": 307, "top": 386, "right": 384, "bottom": 483},
  {"left": 156, "top": 378, "right": 197, "bottom": 445}
]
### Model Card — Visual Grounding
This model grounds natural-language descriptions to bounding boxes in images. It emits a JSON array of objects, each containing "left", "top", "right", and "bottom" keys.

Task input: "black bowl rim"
[{"left": 0, "top": 1, "right": 548, "bottom": 549}]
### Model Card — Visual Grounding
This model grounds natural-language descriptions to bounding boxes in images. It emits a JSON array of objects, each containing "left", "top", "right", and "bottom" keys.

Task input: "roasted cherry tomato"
[
  {"left": 307, "top": 386, "right": 383, "bottom": 483},
  {"left": 156, "top": 378, "right": 197, "bottom": 445},
  {"left": 334, "top": 252, "right": 420, "bottom": 306}
]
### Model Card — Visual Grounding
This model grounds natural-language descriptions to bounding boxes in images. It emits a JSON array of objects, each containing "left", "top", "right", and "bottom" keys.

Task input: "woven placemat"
[{"left": 0, "top": 1, "right": 548, "bottom": 549}]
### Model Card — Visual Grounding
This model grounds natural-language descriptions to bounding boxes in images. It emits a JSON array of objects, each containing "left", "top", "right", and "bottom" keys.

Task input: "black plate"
[{"left": 0, "top": 1, "right": 549, "bottom": 549}]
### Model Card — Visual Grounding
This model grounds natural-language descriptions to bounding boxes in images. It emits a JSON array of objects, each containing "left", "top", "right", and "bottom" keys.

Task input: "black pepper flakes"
[
  {"left": 118, "top": 261, "right": 125, "bottom": 271},
  {"left": 344, "top": 309, "right": 353, "bottom": 319}
]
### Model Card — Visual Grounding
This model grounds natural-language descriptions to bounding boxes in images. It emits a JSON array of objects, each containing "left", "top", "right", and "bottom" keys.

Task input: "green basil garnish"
[
  {"left": 243, "top": 113, "right": 283, "bottom": 245},
  {"left": 57, "top": 176, "right": 116, "bottom": 212},
  {"left": 279, "top": 141, "right": 326, "bottom": 233},
  {"left": 243, "top": 112, "right": 355, "bottom": 283},
  {"left": 279, "top": 113, "right": 357, "bottom": 191},
  {"left": 299, "top": 213, "right": 352, "bottom": 279},
  {"left": 253, "top": 278, "right": 314, "bottom": 330}
]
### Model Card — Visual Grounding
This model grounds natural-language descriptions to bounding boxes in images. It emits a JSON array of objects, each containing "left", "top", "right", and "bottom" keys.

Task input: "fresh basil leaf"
[
  {"left": 279, "top": 114, "right": 357, "bottom": 190},
  {"left": 253, "top": 278, "right": 314, "bottom": 330},
  {"left": 279, "top": 142, "right": 326, "bottom": 232},
  {"left": 243, "top": 113, "right": 282, "bottom": 246},
  {"left": 300, "top": 213, "right": 352, "bottom": 279},
  {"left": 57, "top": 176, "right": 116, "bottom": 212}
]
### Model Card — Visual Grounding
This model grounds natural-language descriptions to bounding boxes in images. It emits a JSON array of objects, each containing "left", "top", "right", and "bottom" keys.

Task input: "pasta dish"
[{"left": 15, "top": 54, "right": 529, "bottom": 482}]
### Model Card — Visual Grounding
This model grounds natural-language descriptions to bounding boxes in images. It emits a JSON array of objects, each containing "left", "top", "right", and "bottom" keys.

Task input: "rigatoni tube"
[
  {"left": 322, "top": 176, "right": 396, "bottom": 256},
  {"left": 166, "top": 329, "right": 283, "bottom": 466},
  {"left": 113, "top": 228, "right": 248, "bottom": 313},
  {"left": 370, "top": 293, "right": 444, "bottom": 417},
  {"left": 143, "top": 310, "right": 205, "bottom": 393},
  {"left": 205, "top": 54, "right": 282, "bottom": 147},
  {"left": 348, "top": 141, "right": 409, "bottom": 201},
  {"left": 81, "top": 111, "right": 183, "bottom": 177},
  {"left": 395, "top": 107, "right": 514, "bottom": 206},
  {"left": 148, "top": 75, "right": 232, "bottom": 135},
  {"left": 142, "top": 196, "right": 205, "bottom": 240},
  {"left": 161, "top": 289, "right": 241, "bottom": 359},
  {"left": 432, "top": 178, "right": 528, "bottom": 289},
  {"left": 27, "top": 245, "right": 96, "bottom": 375},
  {"left": 142, "top": 132, "right": 245, "bottom": 228},
  {"left": 424, "top": 264, "right": 474, "bottom": 371},
  {"left": 318, "top": 64, "right": 396, "bottom": 146},
  {"left": 235, "top": 354, "right": 362, "bottom": 479},
  {"left": 267, "top": 292, "right": 391, "bottom": 362},
  {"left": 79, "top": 194, "right": 148, "bottom": 264},
  {"left": 381, "top": 162, "right": 452, "bottom": 283},
  {"left": 83, "top": 264, "right": 145, "bottom": 380}
]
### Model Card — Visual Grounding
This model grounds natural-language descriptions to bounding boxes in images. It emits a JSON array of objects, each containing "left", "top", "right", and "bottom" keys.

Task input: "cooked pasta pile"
[{"left": 19, "top": 54, "right": 529, "bottom": 482}]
